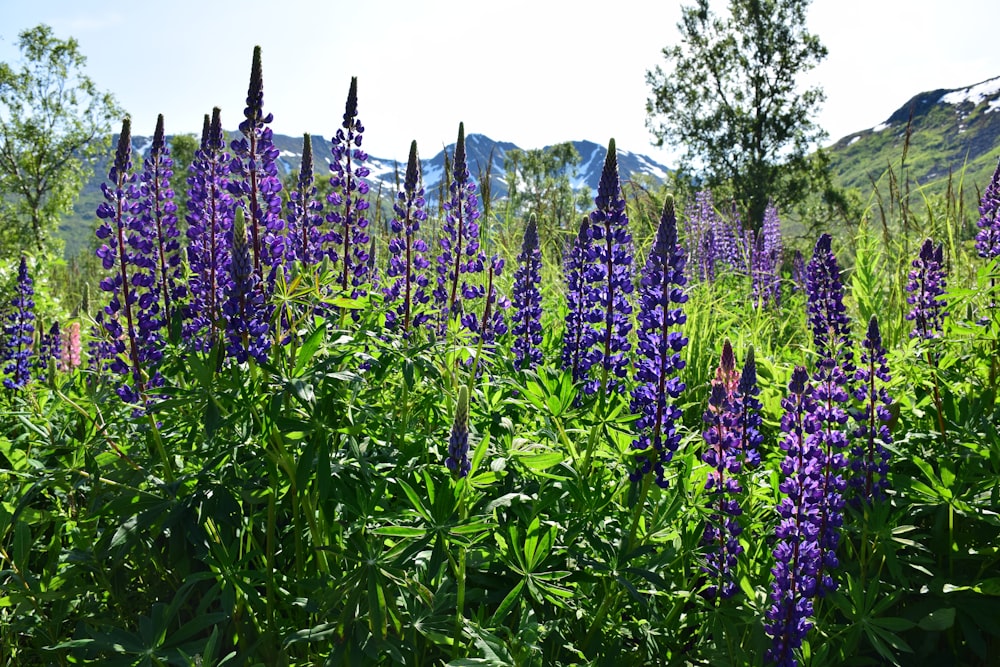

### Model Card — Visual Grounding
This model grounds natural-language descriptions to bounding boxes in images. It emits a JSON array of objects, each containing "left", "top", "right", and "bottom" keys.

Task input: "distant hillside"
[
  {"left": 59, "top": 133, "right": 671, "bottom": 258},
  {"left": 824, "top": 76, "right": 1000, "bottom": 207}
]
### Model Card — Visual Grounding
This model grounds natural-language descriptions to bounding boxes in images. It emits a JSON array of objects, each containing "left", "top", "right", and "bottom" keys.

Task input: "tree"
[
  {"left": 645, "top": 0, "right": 827, "bottom": 228},
  {"left": 503, "top": 142, "right": 581, "bottom": 253},
  {"left": 0, "top": 24, "right": 121, "bottom": 254}
]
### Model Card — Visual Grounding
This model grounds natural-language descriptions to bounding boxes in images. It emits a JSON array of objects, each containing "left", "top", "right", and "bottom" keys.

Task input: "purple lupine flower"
[
  {"left": 700, "top": 340, "right": 743, "bottom": 599},
  {"left": 136, "top": 114, "right": 184, "bottom": 330},
  {"left": 851, "top": 315, "right": 893, "bottom": 502},
  {"left": 752, "top": 202, "right": 783, "bottom": 307},
  {"left": 683, "top": 190, "right": 719, "bottom": 282},
  {"left": 95, "top": 119, "right": 164, "bottom": 404},
  {"left": 222, "top": 207, "right": 271, "bottom": 364},
  {"left": 434, "top": 123, "right": 485, "bottom": 333},
  {"left": 736, "top": 346, "right": 764, "bottom": 468},
  {"left": 561, "top": 216, "right": 600, "bottom": 383},
  {"left": 446, "top": 385, "right": 471, "bottom": 478},
  {"left": 327, "top": 77, "right": 372, "bottom": 296},
  {"left": 712, "top": 202, "right": 742, "bottom": 274},
  {"left": 906, "top": 238, "right": 948, "bottom": 340},
  {"left": 3, "top": 256, "right": 35, "bottom": 389},
  {"left": 284, "top": 133, "right": 325, "bottom": 266},
  {"left": 384, "top": 140, "right": 431, "bottom": 334},
  {"left": 587, "top": 139, "right": 634, "bottom": 394},
  {"left": 463, "top": 255, "right": 509, "bottom": 351},
  {"left": 806, "top": 234, "right": 853, "bottom": 369},
  {"left": 185, "top": 108, "right": 235, "bottom": 352},
  {"left": 511, "top": 216, "right": 543, "bottom": 370},
  {"left": 630, "top": 196, "right": 688, "bottom": 487},
  {"left": 975, "top": 157, "right": 1000, "bottom": 260},
  {"left": 229, "top": 46, "right": 285, "bottom": 276},
  {"left": 766, "top": 366, "right": 825, "bottom": 667}
]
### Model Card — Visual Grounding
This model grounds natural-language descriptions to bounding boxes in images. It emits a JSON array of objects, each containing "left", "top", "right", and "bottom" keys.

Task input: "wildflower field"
[{"left": 2, "top": 48, "right": 1000, "bottom": 667}]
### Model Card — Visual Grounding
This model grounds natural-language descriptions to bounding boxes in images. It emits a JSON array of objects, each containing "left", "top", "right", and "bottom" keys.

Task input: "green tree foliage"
[
  {"left": 168, "top": 132, "right": 198, "bottom": 234},
  {"left": 503, "top": 142, "right": 581, "bottom": 252},
  {"left": 645, "top": 0, "right": 828, "bottom": 228},
  {"left": 0, "top": 24, "right": 121, "bottom": 255}
]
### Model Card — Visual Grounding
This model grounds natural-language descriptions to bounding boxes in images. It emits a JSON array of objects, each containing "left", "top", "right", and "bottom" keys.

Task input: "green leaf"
[
  {"left": 918, "top": 607, "right": 956, "bottom": 632},
  {"left": 511, "top": 450, "right": 565, "bottom": 472},
  {"left": 293, "top": 323, "right": 326, "bottom": 375},
  {"left": 490, "top": 579, "right": 525, "bottom": 625}
]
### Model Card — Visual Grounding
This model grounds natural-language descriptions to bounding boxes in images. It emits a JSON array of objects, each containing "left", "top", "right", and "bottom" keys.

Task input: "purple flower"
[
  {"left": 136, "top": 114, "right": 184, "bottom": 331},
  {"left": 561, "top": 217, "right": 600, "bottom": 383},
  {"left": 3, "top": 256, "right": 35, "bottom": 389},
  {"left": 434, "top": 123, "right": 485, "bottom": 333},
  {"left": 751, "top": 202, "right": 783, "bottom": 307},
  {"left": 222, "top": 208, "right": 272, "bottom": 364},
  {"left": 462, "top": 255, "right": 509, "bottom": 354},
  {"left": 975, "top": 157, "right": 1000, "bottom": 260},
  {"left": 906, "top": 238, "right": 948, "bottom": 340},
  {"left": 851, "top": 315, "right": 893, "bottom": 502},
  {"left": 229, "top": 46, "right": 285, "bottom": 276},
  {"left": 284, "top": 133, "right": 325, "bottom": 266},
  {"left": 384, "top": 140, "right": 431, "bottom": 333},
  {"left": 511, "top": 216, "right": 543, "bottom": 370},
  {"left": 446, "top": 386, "right": 471, "bottom": 478},
  {"left": 95, "top": 118, "right": 164, "bottom": 405},
  {"left": 36, "top": 321, "right": 61, "bottom": 382},
  {"left": 700, "top": 340, "right": 744, "bottom": 599},
  {"left": 806, "top": 234, "right": 853, "bottom": 368},
  {"left": 185, "top": 108, "right": 235, "bottom": 352},
  {"left": 630, "top": 196, "right": 688, "bottom": 488},
  {"left": 682, "top": 190, "right": 720, "bottom": 283},
  {"left": 327, "top": 77, "right": 372, "bottom": 297},
  {"left": 586, "top": 139, "right": 634, "bottom": 393},
  {"left": 766, "top": 366, "right": 824, "bottom": 667}
]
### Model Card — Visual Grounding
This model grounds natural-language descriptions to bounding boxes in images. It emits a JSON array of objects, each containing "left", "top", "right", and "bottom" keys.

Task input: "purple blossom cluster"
[
  {"left": 228, "top": 46, "right": 285, "bottom": 276},
  {"left": 751, "top": 202, "right": 783, "bottom": 307},
  {"left": 95, "top": 119, "right": 165, "bottom": 404},
  {"left": 511, "top": 217, "right": 543, "bottom": 370},
  {"left": 586, "top": 139, "right": 634, "bottom": 393},
  {"left": 906, "top": 238, "right": 948, "bottom": 341},
  {"left": 434, "top": 123, "right": 485, "bottom": 333},
  {"left": 3, "top": 256, "right": 35, "bottom": 389},
  {"left": 629, "top": 197, "right": 688, "bottom": 488},
  {"left": 284, "top": 134, "right": 326, "bottom": 266},
  {"left": 446, "top": 385, "right": 471, "bottom": 478},
  {"left": 766, "top": 366, "right": 824, "bottom": 667},
  {"left": 806, "top": 234, "right": 852, "bottom": 367},
  {"left": 327, "top": 77, "right": 372, "bottom": 297},
  {"left": 222, "top": 208, "right": 271, "bottom": 364},
  {"left": 975, "top": 157, "right": 1000, "bottom": 260},
  {"left": 851, "top": 315, "right": 893, "bottom": 502},
  {"left": 384, "top": 141, "right": 431, "bottom": 334},
  {"left": 463, "top": 255, "right": 509, "bottom": 354},
  {"left": 561, "top": 217, "right": 600, "bottom": 383},
  {"left": 136, "top": 114, "right": 185, "bottom": 329},
  {"left": 185, "top": 108, "right": 235, "bottom": 352}
]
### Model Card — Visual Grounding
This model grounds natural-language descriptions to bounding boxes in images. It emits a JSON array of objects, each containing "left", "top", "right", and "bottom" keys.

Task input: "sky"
[{"left": 1, "top": 0, "right": 998, "bottom": 167}]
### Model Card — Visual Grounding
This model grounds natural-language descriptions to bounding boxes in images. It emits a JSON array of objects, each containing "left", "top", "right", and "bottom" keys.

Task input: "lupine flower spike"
[
  {"left": 434, "top": 122, "right": 485, "bottom": 333},
  {"left": 512, "top": 216, "right": 543, "bottom": 370},
  {"left": 285, "top": 133, "right": 325, "bottom": 266},
  {"left": 587, "top": 139, "right": 634, "bottom": 394},
  {"left": 95, "top": 118, "right": 164, "bottom": 404},
  {"left": 851, "top": 315, "right": 893, "bottom": 502},
  {"left": 700, "top": 339, "right": 743, "bottom": 599},
  {"left": 327, "top": 76, "right": 372, "bottom": 297},
  {"left": 906, "top": 238, "right": 948, "bottom": 341},
  {"left": 185, "top": 108, "right": 234, "bottom": 352},
  {"left": 766, "top": 366, "right": 824, "bottom": 667},
  {"left": 975, "top": 157, "right": 1000, "bottom": 260},
  {"left": 446, "top": 385, "right": 471, "bottom": 478},
  {"left": 137, "top": 114, "right": 184, "bottom": 330},
  {"left": 229, "top": 46, "right": 285, "bottom": 276},
  {"left": 3, "top": 256, "right": 36, "bottom": 389},
  {"left": 384, "top": 140, "right": 431, "bottom": 333},
  {"left": 561, "top": 216, "right": 599, "bottom": 383},
  {"left": 223, "top": 208, "right": 271, "bottom": 364},
  {"left": 630, "top": 196, "right": 688, "bottom": 487}
]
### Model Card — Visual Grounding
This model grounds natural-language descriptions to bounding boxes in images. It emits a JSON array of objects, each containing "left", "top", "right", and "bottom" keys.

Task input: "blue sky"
[{"left": 1, "top": 0, "right": 998, "bottom": 165}]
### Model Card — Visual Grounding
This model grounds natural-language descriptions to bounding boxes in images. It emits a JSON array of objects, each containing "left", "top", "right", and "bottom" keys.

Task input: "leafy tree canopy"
[
  {"left": 646, "top": 0, "right": 828, "bottom": 228},
  {"left": 0, "top": 24, "right": 121, "bottom": 255}
]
